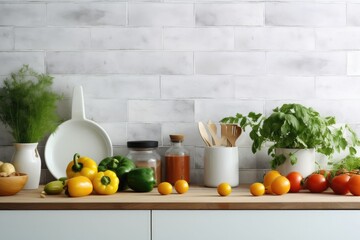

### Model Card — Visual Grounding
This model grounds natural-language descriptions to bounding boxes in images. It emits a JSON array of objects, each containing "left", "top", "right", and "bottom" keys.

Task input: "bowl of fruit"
[{"left": 0, "top": 162, "right": 28, "bottom": 196}]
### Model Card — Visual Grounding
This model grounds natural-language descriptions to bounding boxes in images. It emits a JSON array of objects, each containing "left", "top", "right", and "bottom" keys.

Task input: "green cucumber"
[{"left": 44, "top": 180, "right": 64, "bottom": 195}]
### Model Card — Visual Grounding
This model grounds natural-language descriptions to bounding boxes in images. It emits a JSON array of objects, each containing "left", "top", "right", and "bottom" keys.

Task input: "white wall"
[{"left": 0, "top": 0, "right": 359, "bottom": 184}]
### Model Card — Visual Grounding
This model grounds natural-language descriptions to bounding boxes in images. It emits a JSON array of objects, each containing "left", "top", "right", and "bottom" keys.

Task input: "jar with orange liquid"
[{"left": 165, "top": 135, "right": 190, "bottom": 185}]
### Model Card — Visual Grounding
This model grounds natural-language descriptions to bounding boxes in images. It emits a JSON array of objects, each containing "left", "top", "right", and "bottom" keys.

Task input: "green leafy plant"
[
  {"left": 221, "top": 103, "right": 360, "bottom": 169},
  {"left": 0, "top": 65, "right": 62, "bottom": 143},
  {"left": 329, "top": 155, "right": 360, "bottom": 177}
]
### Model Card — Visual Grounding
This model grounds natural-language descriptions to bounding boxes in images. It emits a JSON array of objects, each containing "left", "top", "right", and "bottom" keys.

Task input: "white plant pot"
[
  {"left": 204, "top": 146, "right": 239, "bottom": 187},
  {"left": 275, "top": 148, "right": 315, "bottom": 178},
  {"left": 11, "top": 143, "right": 41, "bottom": 189}
]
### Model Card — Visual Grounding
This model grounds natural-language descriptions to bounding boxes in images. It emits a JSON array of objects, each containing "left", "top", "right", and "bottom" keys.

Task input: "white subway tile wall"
[{"left": 0, "top": 0, "right": 359, "bottom": 184}]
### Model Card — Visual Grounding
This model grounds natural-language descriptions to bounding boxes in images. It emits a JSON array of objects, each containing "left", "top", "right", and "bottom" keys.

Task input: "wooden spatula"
[
  {"left": 198, "top": 122, "right": 212, "bottom": 147},
  {"left": 207, "top": 121, "right": 221, "bottom": 146}
]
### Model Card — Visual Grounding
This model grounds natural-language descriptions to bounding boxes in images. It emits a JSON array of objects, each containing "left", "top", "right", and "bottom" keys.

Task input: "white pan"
[{"left": 45, "top": 85, "right": 113, "bottom": 179}]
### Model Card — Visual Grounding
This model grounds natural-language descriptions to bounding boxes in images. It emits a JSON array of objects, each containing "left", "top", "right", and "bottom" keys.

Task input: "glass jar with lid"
[
  {"left": 165, "top": 135, "right": 190, "bottom": 185},
  {"left": 126, "top": 141, "right": 161, "bottom": 186}
]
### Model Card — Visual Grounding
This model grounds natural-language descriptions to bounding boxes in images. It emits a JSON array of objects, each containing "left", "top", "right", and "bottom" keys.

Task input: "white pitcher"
[{"left": 11, "top": 143, "right": 41, "bottom": 189}]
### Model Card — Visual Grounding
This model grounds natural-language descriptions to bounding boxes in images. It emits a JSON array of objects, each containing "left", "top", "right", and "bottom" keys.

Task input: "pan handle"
[{"left": 71, "top": 85, "right": 86, "bottom": 120}]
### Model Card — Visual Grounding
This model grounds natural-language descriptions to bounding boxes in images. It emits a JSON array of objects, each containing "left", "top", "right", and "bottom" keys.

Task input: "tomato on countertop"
[
  {"left": 304, "top": 173, "right": 329, "bottom": 193},
  {"left": 330, "top": 174, "right": 350, "bottom": 195},
  {"left": 348, "top": 175, "right": 360, "bottom": 196},
  {"left": 286, "top": 172, "right": 303, "bottom": 193}
]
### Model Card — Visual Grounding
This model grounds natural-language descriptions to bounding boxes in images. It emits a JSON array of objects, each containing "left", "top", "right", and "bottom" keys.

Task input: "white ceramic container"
[
  {"left": 275, "top": 148, "right": 315, "bottom": 178},
  {"left": 11, "top": 143, "right": 41, "bottom": 189},
  {"left": 204, "top": 146, "right": 239, "bottom": 187}
]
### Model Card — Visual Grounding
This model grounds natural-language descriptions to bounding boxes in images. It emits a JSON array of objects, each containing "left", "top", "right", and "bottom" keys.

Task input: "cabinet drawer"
[
  {"left": 152, "top": 210, "right": 360, "bottom": 240},
  {"left": 0, "top": 210, "right": 150, "bottom": 240}
]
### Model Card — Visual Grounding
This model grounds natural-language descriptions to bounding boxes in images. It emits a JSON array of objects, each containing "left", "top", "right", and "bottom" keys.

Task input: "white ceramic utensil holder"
[{"left": 204, "top": 147, "right": 239, "bottom": 187}]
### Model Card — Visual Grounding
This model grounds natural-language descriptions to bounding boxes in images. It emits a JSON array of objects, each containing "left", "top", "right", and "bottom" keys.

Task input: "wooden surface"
[{"left": 1, "top": 185, "right": 360, "bottom": 210}]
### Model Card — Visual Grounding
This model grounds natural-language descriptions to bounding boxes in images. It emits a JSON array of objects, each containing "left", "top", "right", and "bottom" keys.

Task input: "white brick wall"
[
  {"left": 1, "top": 0, "right": 360, "bottom": 184},
  {"left": 47, "top": 3, "right": 127, "bottom": 26},
  {"left": 195, "top": 3, "right": 264, "bottom": 26},
  {"left": 265, "top": 3, "right": 346, "bottom": 27}
]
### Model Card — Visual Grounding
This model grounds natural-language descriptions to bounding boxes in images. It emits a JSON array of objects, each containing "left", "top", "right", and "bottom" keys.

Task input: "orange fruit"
[
  {"left": 174, "top": 180, "right": 189, "bottom": 194},
  {"left": 157, "top": 182, "right": 173, "bottom": 195},
  {"left": 271, "top": 176, "right": 290, "bottom": 195},
  {"left": 263, "top": 170, "right": 281, "bottom": 194},
  {"left": 250, "top": 182, "right": 265, "bottom": 196},
  {"left": 217, "top": 182, "right": 232, "bottom": 196}
]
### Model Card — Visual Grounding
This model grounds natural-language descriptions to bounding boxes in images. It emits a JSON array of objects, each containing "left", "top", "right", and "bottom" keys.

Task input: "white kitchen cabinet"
[
  {"left": 152, "top": 210, "right": 360, "bottom": 240},
  {"left": 0, "top": 210, "right": 150, "bottom": 240},
  {"left": 2, "top": 209, "right": 360, "bottom": 240}
]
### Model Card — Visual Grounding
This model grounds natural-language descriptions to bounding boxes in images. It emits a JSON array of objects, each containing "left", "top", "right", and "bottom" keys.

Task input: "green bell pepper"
[
  {"left": 98, "top": 155, "right": 136, "bottom": 191},
  {"left": 127, "top": 168, "right": 156, "bottom": 192}
]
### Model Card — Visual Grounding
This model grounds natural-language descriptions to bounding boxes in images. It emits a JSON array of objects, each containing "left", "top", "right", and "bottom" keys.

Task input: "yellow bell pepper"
[
  {"left": 92, "top": 170, "right": 119, "bottom": 195},
  {"left": 66, "top": 176, "right": 93, "bottom": 197},
  {"left": 66, "top": 153, "right": 98, "bottom": 181}
]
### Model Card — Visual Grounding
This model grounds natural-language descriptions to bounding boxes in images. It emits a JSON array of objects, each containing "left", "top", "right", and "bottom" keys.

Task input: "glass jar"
[
  {"left": 165, "top": 135, "right": 190, "bottom": 185},
  {"left": 126, "top": 141, "right": 161, "bottom": 186}
]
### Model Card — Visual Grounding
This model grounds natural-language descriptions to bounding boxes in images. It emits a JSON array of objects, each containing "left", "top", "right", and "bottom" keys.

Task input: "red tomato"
[
  {"left": 286, "top": 172, "right": 303, "bottom": 193},
  {"left": 330, "top": 174, "right": 350, "bottom": 195},
  {"left": 348, "top": 175, "right": 360, "bottom": 196},
  {"left": 305, "top": 173, "right": 329, "bottom": 193},
  {"left": 316, "top": 169, "right": 331, "bottom": 183}
]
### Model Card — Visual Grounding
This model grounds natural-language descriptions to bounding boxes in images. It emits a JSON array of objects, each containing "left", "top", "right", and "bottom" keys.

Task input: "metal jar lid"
[{"left": 127, "top": 140, "right": 158, "bottom": 149}]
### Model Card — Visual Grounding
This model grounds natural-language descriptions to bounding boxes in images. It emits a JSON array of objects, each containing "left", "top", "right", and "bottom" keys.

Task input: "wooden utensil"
[
  {"left": 198, "top": 122, "right": 212, "bottom": 147},
  {"left": 226, "top": 125, "right": 242, "bottom": 147},
  {"left": 220, "top": 124, "right": 230, "bottom": 147},
  {"left": 207, "top": 121, "right": 221, "bottom": 146}
]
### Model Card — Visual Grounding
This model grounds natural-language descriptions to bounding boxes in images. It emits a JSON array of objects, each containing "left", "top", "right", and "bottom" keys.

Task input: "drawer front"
[
  {"left": 152, "top": 210, "right": 360, "bottom": 240},
  {"left": 0, "top": 210, "right": 150, "bottom": 240}
]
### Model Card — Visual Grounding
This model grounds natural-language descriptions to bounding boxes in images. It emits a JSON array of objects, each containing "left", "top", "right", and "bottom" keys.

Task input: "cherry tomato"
[
  {"left": 305, "top": 173, "right": 328, "bottom": 193},
  {"left": 348, "top": 175, "right": 360, "bottom": 196},
  {"left": 286, "top": 171, "right": 303, "bottom": 193},
  {"left": 250, "top": 182, "right": 265, "bottom": 196},
  {"left": 158, "top": 182, "right": 173, "bottom": 195},
  {"left": 217, "top": 182, "right": 232, "bottom": 197},
  {"left": 330, "top": 174, "right": 350, "bottom": 195},
  {"left": 271, "top": 176, "right": 290, "bottom": 195},
  {"left": 174, "top": 180, "right": 189, "bottom": 194},
  {"left": 263, "top": 170, "right": 281, "bottom": 194},
  {"left": 316, "top": 169, "right": 332, "bottom": 183}
]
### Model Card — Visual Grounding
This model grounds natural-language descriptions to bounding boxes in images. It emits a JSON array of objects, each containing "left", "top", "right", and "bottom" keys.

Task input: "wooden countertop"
[{"left": 1, "top": 185, "right": 360, "bottom": 210}]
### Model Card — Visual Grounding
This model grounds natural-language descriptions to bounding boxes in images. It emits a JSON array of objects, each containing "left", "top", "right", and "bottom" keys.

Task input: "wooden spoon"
[
  {"left": 226, "top": 125, "right": 242, "bottom": 147},
  {"left": 198, "top": 122, "right": 212, "bottom": 147},
  {"left": 207, "top": 121, "right": 221, "bottom": 146}
]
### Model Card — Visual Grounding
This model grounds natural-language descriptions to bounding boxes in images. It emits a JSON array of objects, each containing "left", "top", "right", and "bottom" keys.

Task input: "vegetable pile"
[
  {"left": 42, "top": 153, "right": 156, "bottom": 197},
  {"left": 250, "top": 166, "right": 360, "bottom": 197},
  {"left": 0, "top": 162, "right": 16, "bottom": 177}
]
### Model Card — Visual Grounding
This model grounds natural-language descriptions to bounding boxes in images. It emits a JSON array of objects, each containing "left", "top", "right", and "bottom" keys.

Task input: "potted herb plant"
[
  {"left": 0, "top": 65, "right": 62, "bottom": 189},
  {"left": 221, "top": 103, "right": 360, "bottom": 177}
]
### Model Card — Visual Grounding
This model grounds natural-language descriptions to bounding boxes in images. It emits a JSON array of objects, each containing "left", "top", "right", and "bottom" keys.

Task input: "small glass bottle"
[
  {"left": 165, "top": 135, "right": 190, "bottom": 185},
  {"left": 126, "top": 141, "right": 161, "bottom": 186}
]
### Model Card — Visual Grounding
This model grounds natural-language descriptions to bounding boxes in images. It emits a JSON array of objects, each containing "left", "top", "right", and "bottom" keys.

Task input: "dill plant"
[{"left": 0, "top": 65, "right": 62, "bottom": 143}]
